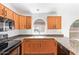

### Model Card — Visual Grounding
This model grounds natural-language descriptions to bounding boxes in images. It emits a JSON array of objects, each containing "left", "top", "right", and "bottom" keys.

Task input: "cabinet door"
[
  {"left": 47, "top": 16, "right": 61, "bottom": 29},
  {"left": 19, "top": 16, "right": 32, "bottom": 29},
  {"left": 9, "top": 46, "right": 20, "bottom": 55},
  {"left": 26, "top": 16, "right": 32, "bottom": 29},
  {"left": 21, "top": 39, "right": 41, "bottom": 55},
  {"left": 47, "top": 16, "right": 56, "bottom": 29},
  {"left": 13, "top": 13, "right": 20, "bottom": 29},
  {"left": 5, "top": 8, "right": 14, "bottom": 19},
  {"left": 40, "top": 39, "right": 57, "bottom": 55},
  {"left": 21, "top": 39, "right": 29, "bottom": 54},
  {"left": 55, "top": 16, "right": 61, "bottom": 29},
  {"left": 19, "top": 16, "right": 26, "bottom": 29},
  {"left": 30, "top": 40, "right": 41, "bottom": 53},
  {"left": 0, "top": 3, "right": 6, "bottom": 17}
]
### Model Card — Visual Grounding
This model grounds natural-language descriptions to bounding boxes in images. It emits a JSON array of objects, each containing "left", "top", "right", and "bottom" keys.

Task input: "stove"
[{"left": 0, "top": 34, "right": 8, "bottom": 51}]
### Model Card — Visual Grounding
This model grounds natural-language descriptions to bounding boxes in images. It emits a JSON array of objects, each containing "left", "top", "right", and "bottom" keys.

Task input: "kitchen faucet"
[{"left": 34, "top": 29, "right": 40, "bottom": 34}]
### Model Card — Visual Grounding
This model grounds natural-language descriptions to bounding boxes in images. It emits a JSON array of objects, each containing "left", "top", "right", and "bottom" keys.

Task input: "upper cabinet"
[
  {"left": 19, "top": 16, "right": 26, "bottom": 29},
  {"left": 0, "top": 4, "right": 32, "bottom": 30},
  {"left": 13, "top": 13, "right": 20, "bottom": 29},
  {"left": 47, "top": 16, "right": 61, "bottom": 29},
  {"left": 0, "top": 3, "right": 14, "bottom": 19},
  {"left": 5, "top": 7, "right": 14, "bottom": 20},
  {"left": 0, "top": 4, "right": 7, "bottom": 17},
  {"left": 26, "top": 16, "right": 32, "bottom": 29},
  {"left": 55, "top": 16, "right": 61, "bottom": 29},
  {"left": 19, "top": 16, "right": 32, "bottom": 29}
]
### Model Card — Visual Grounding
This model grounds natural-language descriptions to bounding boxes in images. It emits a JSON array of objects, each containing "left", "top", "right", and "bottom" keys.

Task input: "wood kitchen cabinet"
[
  {"left": 19, "top": 16, "right": 27, "bottom": 29},
  {"left": 55, "top": 16, "right": 61, "bottom": 29},
  {"left": 5, "top": 7, "right": 14, "bottom": 20},
  {"left": 0, "top": 3, "right": 7, "bottom": 17},
  {"left": 26, "top": 16, "right": 32, "bottom": 29},
  {"left": 0, "top": 3, "right": 14, "bottom": 19},
  {"left": 19, "top": 16, "right": 32, "bottom": 29},
  {"left": 13, "top": 13, "right": 20, "bottom": 29},
  {"left": 47, "top": 16, "right": 56, "bottom": 29},
  {"left": 21, "top": 39, "right": 57, "bottom": 55},
  {"left": 47, "top": 16, "right": 61, "bottom": 29},
  {"left": 9, "top": 46, "right": 21, "bottom": 55}
]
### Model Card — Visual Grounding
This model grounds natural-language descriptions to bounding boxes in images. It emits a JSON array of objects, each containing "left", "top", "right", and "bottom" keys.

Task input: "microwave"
[{"left": 0, "top": 16, "right": 15, "bottom": 32}]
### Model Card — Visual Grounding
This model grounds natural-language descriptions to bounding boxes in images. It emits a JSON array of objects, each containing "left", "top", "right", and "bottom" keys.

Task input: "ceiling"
[{"left": 3, "top": 3, "right": 57, "bottom": 16}]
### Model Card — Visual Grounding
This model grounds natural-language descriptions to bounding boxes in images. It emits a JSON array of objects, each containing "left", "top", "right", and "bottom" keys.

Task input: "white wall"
[{"left": 57, "top": 4, "right": 79, "bottom": 37}]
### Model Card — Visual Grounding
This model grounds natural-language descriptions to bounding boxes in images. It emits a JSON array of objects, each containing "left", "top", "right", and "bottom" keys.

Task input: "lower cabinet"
[
  {"left": 57, "top": 43, "right": 70, "bottom": 55},
  {"left": 21, "top": 38, "right": 71, "bottom": 55},
  {"left": 21, "top": 38, "right": 57, "bottom": 55},
  {"left": 9, "top": 45, "right": 21, "bottom": 55}
]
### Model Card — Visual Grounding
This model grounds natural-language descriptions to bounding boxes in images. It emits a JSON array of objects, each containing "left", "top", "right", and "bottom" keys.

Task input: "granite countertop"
[
  {"left": 8, "top": 35, "right": 77, "bottom": 55},
  {"left": 1, "top": 35, "right": 79, "bottom": 55}
]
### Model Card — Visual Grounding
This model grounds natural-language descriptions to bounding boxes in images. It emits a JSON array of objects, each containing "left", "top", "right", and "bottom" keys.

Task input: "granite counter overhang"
[{"left": 7, "top": 35, "right": 78, "bottom": 55}]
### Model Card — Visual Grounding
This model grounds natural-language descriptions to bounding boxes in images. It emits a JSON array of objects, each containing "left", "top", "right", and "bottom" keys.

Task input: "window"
[{"left": 34, "top": 19, "right": 45, "bottom": 34}]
